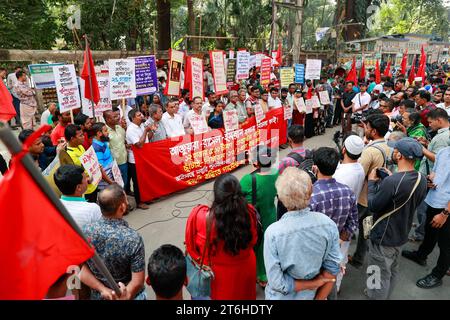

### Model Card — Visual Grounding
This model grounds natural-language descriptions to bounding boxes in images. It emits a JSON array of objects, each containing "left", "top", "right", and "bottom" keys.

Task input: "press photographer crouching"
[{"left": 365, "top": 137, "right": 427, "bottom": 300}]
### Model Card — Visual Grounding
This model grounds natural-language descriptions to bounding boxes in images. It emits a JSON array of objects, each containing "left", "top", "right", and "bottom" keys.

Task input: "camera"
[
  {"left": 350, "top": 113, "right": 366, "bottom": 124},
  {"left": 376, "top": 168, "right": 390, "bottom": 179},
  {"left": 391, "top": 114, "right": 403, "bottom": 124}
]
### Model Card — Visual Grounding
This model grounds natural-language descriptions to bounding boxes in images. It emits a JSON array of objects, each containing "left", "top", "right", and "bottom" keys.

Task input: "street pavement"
[{"left": 1, "top": 125, "right": 448, "bottom": 299}]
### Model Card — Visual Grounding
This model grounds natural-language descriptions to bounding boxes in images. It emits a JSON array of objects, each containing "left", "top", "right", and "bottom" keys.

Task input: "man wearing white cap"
[{"left": 333, "top": 134, "right": 366, "bottom": 199}]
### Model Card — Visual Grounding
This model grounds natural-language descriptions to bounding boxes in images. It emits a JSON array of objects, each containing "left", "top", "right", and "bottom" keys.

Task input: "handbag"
[
  {"left": 363, "top": 173, "right": 421, "bottom": 239},
  {"left": 185, "top": 210, "right": 214, "bottom": 298}
]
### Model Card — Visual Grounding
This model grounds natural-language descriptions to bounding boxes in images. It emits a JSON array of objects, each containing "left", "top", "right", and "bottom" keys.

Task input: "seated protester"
[
  {"left": 208, "top": 101, "right": 225, "bottom": 129},
  {"left": 80, "top": 184, "right": 146, "bottom": 300},
  {"left": 146, "top": 244, "right": 187, "bottom": 300},
  {"left": 144, "top": 104, "right": 168, "bottom": 142},
  {"left": 202, "top": 91, "right": 217, "bottom": 119},
  {"left": 264, "top": 167, "right": 342, "bottom": 300},
  {"left": 74, "top": 113, "right": 94, "bottom": 150},
  {"left": 225, "top": 90, "right": 248, "bottom": 123},
  {"left": 50, "top": 110, "right": 72, "bottom": 146},
  {"left": 366, "top": 138, "right": 427, "bottom": 300},
  {"left": 309, "top": 147, "right": 358, "bottom": 298},
  {"left": 59, "top": 124, "right": 98, "bottom": 203},
  {"left": 161, "top": 98, "right": 186, "bottom": 138},
  {"left": 268, "top": 87, "right": 282, "bottom": 110},
  {"left": 91, "top": 123, "right": 116, "bottom": 190},
  {"left": 54, "top": 164, "right": 102, "bottom": 229}
]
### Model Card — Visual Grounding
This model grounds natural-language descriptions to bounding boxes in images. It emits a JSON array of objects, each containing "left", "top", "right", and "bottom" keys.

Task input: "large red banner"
[{"left": 134, "top": 108, "right": 287, "bottom": 202}]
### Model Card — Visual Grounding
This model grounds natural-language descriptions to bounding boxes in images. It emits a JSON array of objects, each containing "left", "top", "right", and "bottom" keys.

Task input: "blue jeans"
[{"left": 118, "top": 163, "right": 128, "bottom": 190}]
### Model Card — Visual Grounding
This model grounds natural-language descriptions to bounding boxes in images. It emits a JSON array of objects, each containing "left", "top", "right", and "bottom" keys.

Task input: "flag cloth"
[
  {"left": 417, "top": 46, "right": 427, "bottom": 82},
  {"left": 0, "top": 151, "right": 95, "bottom": 299},
  {"left": 400, "top": 49, "right": 408, "bottom": 76},
  {"left": 375, "top": 59, "right": 381, "bottom": 84},
  {"left": 409, "top": 55, "right": 417, "bottom": 85},
  {"left": 81, "top": 46, "right": 100, "bottom": 104},
  {"left": 0, "top": 80, "right": 16, "bottom": 122},
  {"left": 345, "top": 57, "right": 357, "bottom": 84},
  {"left": 276, "top": 42, "right": 282, "bottom": 66},
  {"left": 359, "top": 60, "right": 366, "bottom": 81},
  {"left": 383, "top": 61, "right": 391, "bottom": 77}
]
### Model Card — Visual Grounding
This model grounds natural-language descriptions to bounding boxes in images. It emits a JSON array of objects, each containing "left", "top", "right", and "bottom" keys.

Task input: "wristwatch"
[{"left": 442, "top": 209, "right": 449, "bottom": 217}]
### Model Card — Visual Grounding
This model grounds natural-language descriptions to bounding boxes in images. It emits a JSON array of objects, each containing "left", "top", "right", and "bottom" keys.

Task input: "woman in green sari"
[{"left": 399, "top": 109, "right": 428, "bottom": 170}]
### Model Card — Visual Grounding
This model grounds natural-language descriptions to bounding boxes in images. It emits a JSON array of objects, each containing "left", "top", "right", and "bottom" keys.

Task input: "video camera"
[
  {"left": 391, "top": 114, "right": 403, "bottom": 124},
  {"left": 350, "top": 113, "right": 367, "bottom": 124}
]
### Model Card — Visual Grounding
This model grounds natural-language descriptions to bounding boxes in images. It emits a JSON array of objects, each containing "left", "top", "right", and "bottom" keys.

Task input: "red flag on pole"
[
  {"left": 0, "top": 151, "right": 95, "bottom": 299},
  {"left": 0, "top": 81, "right": 16, "bottom": 122},
  {"left": 346, "top": 57, "right": 357, "bottom": 84},
  {"left": 375, "top": 59, "right": 381, "bottom": 84},
  {"left": 383, "top": 61, "right": 391, "bottom": 77},
  {"left": 409, "top": 55, "right": 417, "bottom": 85},
  {"left": 417, "top": 45, "right": 427, "bottom": 82},
  {"left": 359, "top": 60, "right": 366, "bottom": 81},
  {"left": 81, "top": 46, "right": 100, "bottom": 105},
  {"left": 276, "top": 42, "right": 282, "bottom": 66},
  {"left": 400, "top": 49, "right": 408, "bottom": 76}
]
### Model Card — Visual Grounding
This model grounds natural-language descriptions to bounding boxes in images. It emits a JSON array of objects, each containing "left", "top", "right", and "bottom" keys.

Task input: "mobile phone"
[{"left": 376, "top": 168, "right": 389, "bottom": 179}]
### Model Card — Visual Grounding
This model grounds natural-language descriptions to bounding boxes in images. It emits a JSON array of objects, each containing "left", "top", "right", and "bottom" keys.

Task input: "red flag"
[
  {"left": 400, "top": 49, "right": 408, "bottom": 76},
  {"left": 417, "top": 45, "right": 427, "bottom": 82},
  {"left": 383, "top": 61, "right": 391, "bottom": 77},
  {"left": 359, "top": 60, "right": 366, "bottom": 81},
  {"left": 0, "top": 81, "right": 16, "bottom": 122},
  {"left": 375, "top": 59, "right": 381, "bottom": 84},
  {"left": 276, "top": 42, "right": 282, "bottom": 66},
  {"left": 345, "top": 57, "right": 357, "bottom": 84},
  {"left": 81, "top": 46, "right": 100, "bottom": 105},
  {"left": 408, "top": 55, "right": 417, "bottom": 85},
  {"left": 0, "top": 149, "right": 95, "bottom": 299}
]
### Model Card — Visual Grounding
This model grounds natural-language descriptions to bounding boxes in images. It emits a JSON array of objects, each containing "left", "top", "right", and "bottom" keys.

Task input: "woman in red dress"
[{"left": 185, "top": 174, "right": 258, "bottom": 300}]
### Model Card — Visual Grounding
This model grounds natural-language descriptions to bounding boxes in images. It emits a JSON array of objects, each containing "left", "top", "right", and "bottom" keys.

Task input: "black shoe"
[
  {"left": 416, "top": 274, "right": 443, "bottom": 289},
  {"left": 402, "top": 250, "right": 427, "bottom": 266}
]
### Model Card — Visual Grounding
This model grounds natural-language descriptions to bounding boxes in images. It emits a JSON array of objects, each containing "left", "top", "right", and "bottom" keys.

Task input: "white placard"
[
  {"left": 249, "top": 55, "right": 256, "bottom": 69},
  {"left": 111, "top": 160, "right": 124, "bottom": 187},
  {"left": 318, "top": 91, "right": 331, "bottom": 105},
  {"left": 79, "top": 146, "right": 102, "bottom": 187},
  {"left": 284, "top": 103, "right": 293, "bottom": 120},
  {"left": 53, "top": 64, "right": 81, "bottom": 113},
  {"left": 190, "top": 114, "right": 209, "bottom": 135},
  {"left": 223, "top": 110, "right": 239, "bottom": 132},
  {"left": 305, "top": 59, "right": 322, "bottom": 80},
  {"left": 81, "top": 74, "right": 112, "bottom": 117},
  {"left": 109, "top": 59, "right": 137, "bottom": 100},
  {"left": 236, "top": 51, "right": 250, "bottom": 80},
  {"left": 295, "top": 97, "right": 306, "bottom": 113},
  {"left": 311, "top": 95, "right": 321, "bottom": 108},
  {"left": 254, "top": 103, "right": 265, "bottom": 124},
  {"left": 305, "top": 99, "right": 313, "bottom": 114}
]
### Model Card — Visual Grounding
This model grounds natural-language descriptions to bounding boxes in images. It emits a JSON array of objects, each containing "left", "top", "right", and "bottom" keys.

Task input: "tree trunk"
[
  {"left": 187, "top": 0, "right": 197, "bottom": 51},
  {"left": 292, "top": 0, "right": 304, "bottom": 63},
  {"left": 156, "top": 0, "right": 171, "bottom": 50}
]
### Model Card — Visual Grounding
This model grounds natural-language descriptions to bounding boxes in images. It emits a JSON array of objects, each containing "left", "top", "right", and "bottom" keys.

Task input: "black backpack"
[{"left": 286, "top": 149, "right": 317, "bottom": 184}]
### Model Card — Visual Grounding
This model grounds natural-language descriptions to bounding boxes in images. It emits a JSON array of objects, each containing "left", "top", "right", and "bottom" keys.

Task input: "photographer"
[
  {"left": 365, "top": 138, "right": 427, "bottom": 299},
  {"left": 350, "top": 82, "right": 372, "bottom": 137}
]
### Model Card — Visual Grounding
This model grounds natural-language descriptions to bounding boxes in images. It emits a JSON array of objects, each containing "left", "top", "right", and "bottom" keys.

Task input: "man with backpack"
[
  {"left": 348, "top": 114, "right": 391, "bottom": 268},
  {"left": 277, "top": 125, "right": 316, "bottom": 219}
]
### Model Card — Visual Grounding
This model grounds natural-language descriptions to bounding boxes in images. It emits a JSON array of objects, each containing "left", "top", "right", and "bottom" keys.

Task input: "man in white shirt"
[
  {"left": 40, "top": 102, "right": 57, "bottom": 125},
  {"left": 202, "top": 91, "right": 217, "bottom": 118},
  {"left": 436, "top": 88, "right": 450, "bottom": 117},
  {"left": 351, "top": 82, "right": 372, "bottom": 137},
  {"left": 183, "top": 96, "right": 206, "bottom": 134},
  {"left": 178, "top": 89, "right": 191, "bottom": 121},
  {"left": 54, "top": 164, "right": 102, "bottom": 229},
  {"left": 204, "top": 65, "right": 214, "bottom": 92},
  {"left": 268, "top": 87, "right": 282, "bottom": 110},
  {"left": 333, "top": 134, "right": 366, "bottom": 200},
  {"left": 161, "top": 99, "right": 186, "bottom": 138},
  {"left": 126, "top": 109, "right": 152, "bottom": 209}
]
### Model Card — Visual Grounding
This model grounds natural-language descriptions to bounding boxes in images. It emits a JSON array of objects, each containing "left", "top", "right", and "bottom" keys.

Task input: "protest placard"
[
  {"left": 29, "top": 63, "right": 64, "bottom": 89},
  {"left": 249, "top": 55, "right": 256, "bottom": 69},
  {"left": 164, "top": 49, "right": 185, "bottom": 97},
  {"left": 223, "top": 109, "right": 239, "bottom": 132},
  {"left": 254, "top": 102, "right": 265, "bottom": 124},
  {"left": 109, "top": 59, "right": 136, "bottom": 100},
  {"left": 305, "top": 99, "right": 313, "bottom": 114},
  {"left": 256, "top": 53, "right": 264, "bottom": 68},
  {"left": 79, "top": 146, "right": 102, "bottom": 187},
  {"left": 80, "top": 72, "right": 112, "bottom": 118},
  {"left": 111, "top": 160, "right": 124, "bottom": 187},
  {"left": 188, "top": 57, "right": 204, "bottom": 100},
  {"left": 311, "top": 95, "right": 321, "bottom": 108},
  {"left": 226, "top": 59, "right": 236, "bottom": 86},
  {"left": 229, "top": 50, "right": 235, "bottom": 59},
  {"left": 295, "top": 97, "right": 306, "bottom": 113},
  {"left": 190, "top": 114, "right": 209, "bottom": 135},
  {"left": 284, "top": 103, "right": 293, "bottom": 120},
  {"left": 52, "top": 64, "right": 81, "bottom": 113},
  {"left": 280, "top": 67, "right": 295, "bottom": 88},
  {"left": 305, "top": 59, "right": 322, "bottom": 80},
  {"left": 132, "top": 56, "right": 158, "bottom": 96},
  {"left": 260, "top": 58, "right": 272, "bottom": 87},
  {"left": 295, "top": 64, "right": 305, "bottom": 84},
  {"left": 318, "top": 91, "right": 331, "bottom": 105},
  {"left": 236, "top": 51, "right": 250, "bottom": 80},
  {"left": 210, "top": 50, "right": 228, "bottom": 95}
]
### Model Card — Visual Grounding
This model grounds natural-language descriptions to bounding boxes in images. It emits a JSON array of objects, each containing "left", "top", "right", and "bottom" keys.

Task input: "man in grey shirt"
[{"left": 144, "top": 104, "right": 167, "bottom": 142}]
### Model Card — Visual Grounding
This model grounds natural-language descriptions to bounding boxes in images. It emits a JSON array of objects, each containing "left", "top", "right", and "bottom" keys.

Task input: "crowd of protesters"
[{"left": 0, "top": 57, "right": 449, "bottom": 300}]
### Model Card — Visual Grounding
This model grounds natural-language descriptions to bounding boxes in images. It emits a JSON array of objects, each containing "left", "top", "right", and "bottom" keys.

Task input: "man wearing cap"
[
  {"left": 365, "top": 137, "right": 427, "bottom": 299},
  {"left": 333, "top": 134, "right": 366, "bottom": 200}
]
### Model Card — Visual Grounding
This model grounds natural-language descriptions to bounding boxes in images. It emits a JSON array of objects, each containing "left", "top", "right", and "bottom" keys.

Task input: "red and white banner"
[
  {"left": 164, "top": 49, "right": 185, "bottom": 97},
  {"left": 260, "top": 58, "right": 272, "bottom": 87},
  {"left": 186, "top": 56, "right": 204, "bottom": 101},
  {"left": 134, "top": 108, "right": 287, "bottom": 202},
  {"left": 210, "top": 50, "right": 228, "bottom": 95}
]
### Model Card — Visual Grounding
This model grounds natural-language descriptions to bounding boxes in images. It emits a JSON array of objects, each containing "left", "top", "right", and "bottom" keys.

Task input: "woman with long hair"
[{"left": 185, "top": 174, "right": 258, "bottom": 300}]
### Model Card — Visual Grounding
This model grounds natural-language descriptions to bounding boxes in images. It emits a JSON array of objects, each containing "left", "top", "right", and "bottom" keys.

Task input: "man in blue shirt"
[{"left": 91, "top": 122, "right": 115, "bottom": 190}]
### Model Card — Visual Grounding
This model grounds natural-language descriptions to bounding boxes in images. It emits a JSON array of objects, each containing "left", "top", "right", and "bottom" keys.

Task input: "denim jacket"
[{"left": 264, "top": 208, "right": 342, "bottom": 300}]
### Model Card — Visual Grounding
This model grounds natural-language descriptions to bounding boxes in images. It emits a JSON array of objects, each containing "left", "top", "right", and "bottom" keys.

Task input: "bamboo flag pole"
[{"left": 0, "top": 122, "right": 122, "bottom": 296}]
